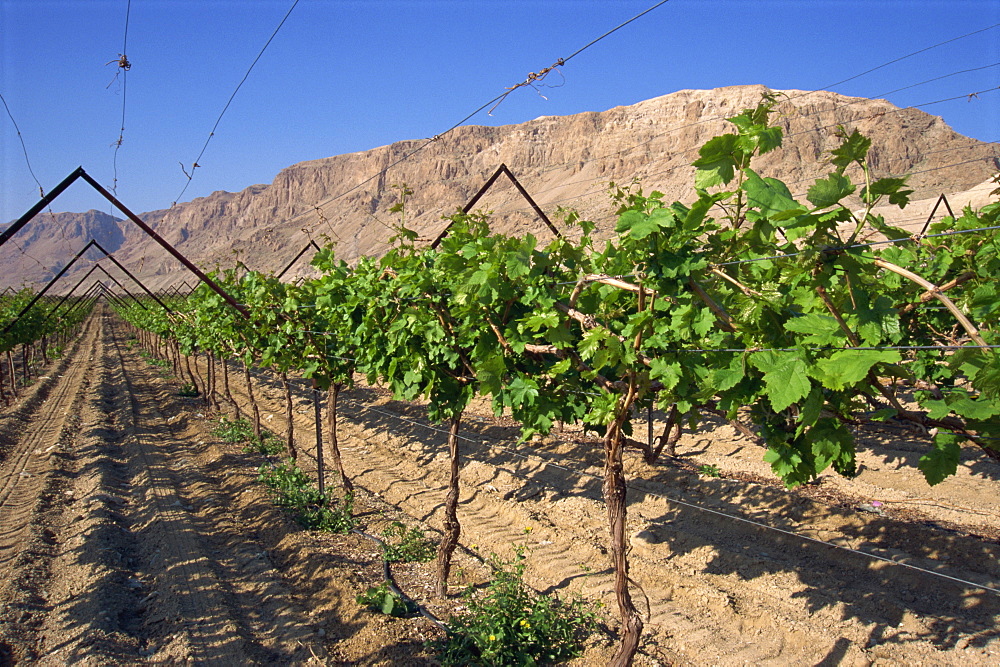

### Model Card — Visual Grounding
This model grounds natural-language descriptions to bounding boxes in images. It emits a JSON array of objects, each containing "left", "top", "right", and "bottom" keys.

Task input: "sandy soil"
[
  {"left": 0, "top": 312, "right": 454, "bottom": 665},
  {"left": 1, "top": 311, "right": 998, "bottom": 665}
]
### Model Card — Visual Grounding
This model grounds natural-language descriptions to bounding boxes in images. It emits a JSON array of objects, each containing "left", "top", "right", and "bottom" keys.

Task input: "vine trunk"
[{"left": 435, "top": 413, "right": 463, "bottom": 597}]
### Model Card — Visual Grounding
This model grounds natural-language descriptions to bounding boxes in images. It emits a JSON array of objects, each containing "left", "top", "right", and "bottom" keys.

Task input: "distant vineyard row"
[{"left": 1, "top": 290, "right": 91, "bottom": 403}]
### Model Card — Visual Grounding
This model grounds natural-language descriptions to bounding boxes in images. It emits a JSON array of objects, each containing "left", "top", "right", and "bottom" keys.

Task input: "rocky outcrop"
[
  {"left": 0, "top": 209, "right": 125, "bottom": 286},
  {"left": 3, "top": 85, "right": 997, "bottom": 290}
]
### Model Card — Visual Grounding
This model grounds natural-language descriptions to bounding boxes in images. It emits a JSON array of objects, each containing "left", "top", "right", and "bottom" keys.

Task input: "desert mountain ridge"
[{"left": 2, "top": 84, "right": 998, "bottom": 291}]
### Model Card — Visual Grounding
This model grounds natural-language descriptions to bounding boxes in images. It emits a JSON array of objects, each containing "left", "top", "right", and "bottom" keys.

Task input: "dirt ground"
[{"left": 1, "top": 310, "right": 998, "bottom": 665}]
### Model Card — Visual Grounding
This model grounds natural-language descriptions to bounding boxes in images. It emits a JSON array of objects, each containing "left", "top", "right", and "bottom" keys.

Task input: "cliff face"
[
  {"left": 3, "top": 85, "right": 997, "bottom": 290},
  {"left": 0, "top": 209, "right": 125, "bottom": 286}
]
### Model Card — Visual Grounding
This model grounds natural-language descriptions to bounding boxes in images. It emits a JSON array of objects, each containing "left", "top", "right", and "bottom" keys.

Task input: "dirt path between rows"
[
  {"left": 0, "top": 313, "right": 99, "bottom": 662},
  {"left": 0, "top": 312, "right": 451, "bottom": 665}
]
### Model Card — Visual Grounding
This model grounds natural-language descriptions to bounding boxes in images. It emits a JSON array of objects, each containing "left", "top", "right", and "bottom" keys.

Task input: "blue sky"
[{"left": 2, "top": 0, "right": 999, "bottom": 223}]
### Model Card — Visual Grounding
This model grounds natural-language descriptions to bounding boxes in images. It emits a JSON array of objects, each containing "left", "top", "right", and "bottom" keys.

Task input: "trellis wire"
[
  {"left": 0, "top": 92, "right": 44, "bottom": 198},
  {"left": 173, "top": 0, "right": 301, "bottom": 206},
  {"left": 294, "top": 0, "right": 674, "bottom": 240},
  {"left": 330, "top": 390, "right": 1000, "bottom": 597},
  {"left": 495, "top": 53, "right": 1000, "bottom": 211},
  {"left": 111, "top": 0, "right": 132, "bottom": 197}
]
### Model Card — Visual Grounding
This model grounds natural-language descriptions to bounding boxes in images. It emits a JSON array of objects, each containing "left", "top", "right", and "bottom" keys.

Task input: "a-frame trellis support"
[
  {"left": 86, "top": 239, "right": 173, "bottom": 314},
  {"left": 429, "top": 163, "right": 563, "bottom": 249},
  {"left": 166, "top": 280, "right": 196, "bottom": 297},
  {"left": 61, "top": 282, "right": 104, "bottom": 321},
  {"left": 52, "top": 264, "right": 126, "bottom": 316},
  {"left": 44, "top": 261, "right": 152, "bottom": 327},
  {"left": 918, "top": 193, "right": 956, "bottom": 236},
  {"left": 1, "top": 239, "right": 102, "bottom": 335},
  {"left": 92, "top": 282, "right": 131, "bottom": 311},
  {"left": 2, "top": 238, "right": 172, "bottom": 335},
  {"left": 1, "top": 167, "right": 247, "bottom": 318},
  {"left": 75, "top": 264, "right": 144, "bottom": 309},
  {"left": 276, "top": 240, "right": 324, "bottom": 280}
]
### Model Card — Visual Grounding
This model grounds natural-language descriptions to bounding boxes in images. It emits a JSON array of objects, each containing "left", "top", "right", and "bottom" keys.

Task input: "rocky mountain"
[
  {"left": 0, "top": 209, "right": 125, "bottom": 288},
  {"left": 2, "top": 84, "right": 997, "bottom": 292}
]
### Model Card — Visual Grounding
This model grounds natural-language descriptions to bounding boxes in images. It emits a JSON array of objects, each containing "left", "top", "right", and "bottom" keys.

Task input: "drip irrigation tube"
[{"left": 350, "top": 528, "right": 449, "bottom": 631}]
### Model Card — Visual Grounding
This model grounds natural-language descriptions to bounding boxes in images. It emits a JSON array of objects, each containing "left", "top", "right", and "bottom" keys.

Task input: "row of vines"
[
  {"left": 110, "top": 97, "right": 999, "bottom": 665},
  {"left": 0, "top": 288, "right": 92, "bottom": 405}
]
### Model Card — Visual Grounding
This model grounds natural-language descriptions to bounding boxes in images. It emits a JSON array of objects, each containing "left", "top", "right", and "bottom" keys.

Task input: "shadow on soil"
[
  {"left": 329, "top": 383, "right": 1000, "bottom": 657},
  {"left": 210, "top": 358, "right": 1000, "bottom": 660},
  {"left": 39, "top": 349, "right": 144, "bottom": 663}
]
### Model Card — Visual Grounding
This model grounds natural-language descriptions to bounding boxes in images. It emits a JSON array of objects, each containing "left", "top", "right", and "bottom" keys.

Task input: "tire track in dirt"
[
  {"left": 12, "top": 314, "right": 439, "bottom": 664},
  {"left": 104, "top": 319, "right": 329, "bottom": 665},
  {"left": 0, "top": 318, "right": 96, "bottom": 565},
  {"left": 0, "top": 314, "right": 99, "bottom": 663},
  {"left": 31, "top": 311, "right": 156, "bottom": 664}
]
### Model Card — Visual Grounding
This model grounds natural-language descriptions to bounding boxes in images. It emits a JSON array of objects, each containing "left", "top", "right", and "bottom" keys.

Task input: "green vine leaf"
[
  {"left": 861, "top": 176, "right": 913, "bottom": 208},
  {"left": 507, "top": 376, "right": 540, "bottom": 408},
  {"left": 807, "top": 172, "right": 856, "bottom": 208},
  {"left": 749, "top": 350, "right": 811, "bottom": 412},
  {"left": 809, "top": 418, "right": 855, "bottom": 476},
  {"left": 830, "top": 128, "right": 871, "bottom": 170},
  {"left": 692, "top": 134, "right": 740, "bottom": 188},
  {"left": 743, "top": 168, "right": 806, "bottom": 221},
  {"left": 811, "top": 349, "right": 902, "bottom": 390},
  {"left": 783, "top": 313, "right": 844, "bottom": 346},
  {"left": 918, "top": 432, "right": 962, "bottom": 486},
  {"left": 649, "top": 357, "right": 683, "bottom": 391}
]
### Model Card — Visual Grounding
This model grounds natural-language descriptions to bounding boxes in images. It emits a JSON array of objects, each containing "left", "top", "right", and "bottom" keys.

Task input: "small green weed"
[
  {"left": 248, "top": 435, "right": 285, "bottom": 455},
  {"left": 139, "top": 350, "right": 171, "bottom": 369},
  {"left": 431, "top": 547, "right": 598, "bottom": 666},
  {"left": 248, "top": 430, "right": 286, "bottom": 456},
  {"left": 381, "top": 521, "right": 436, "bottom": 563},
  {"left": 258, "top": 459, "right": 321, "bottom": 508},
  {"left": 212, "top": 417, "right": 285, "bottom": 455},
  {"left": 257, "top": 459, "right": 355, "bottom": 533},
  {"left": 298, "top": 492, "right": 355, "bottom": 532},
  {"left": 177, "top": 382, "right": 200, "bottom": 397},
  {"left": 357, "top": 582, "right": 418, "bottom": 618},
  {"left": 698, "top": 463, "right": 721, "bottom": 478},
  {"left": 213, "top": 417, "right": 256, "bottom": 442}
]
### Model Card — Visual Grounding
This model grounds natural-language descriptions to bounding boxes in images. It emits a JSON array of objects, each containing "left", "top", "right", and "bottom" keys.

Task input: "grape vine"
[
  {"left": 1, "top": 288, "right": 92, "bottom": 402},
  {"left": 112, "top": 95, "right": 999, "bottom": 666}
]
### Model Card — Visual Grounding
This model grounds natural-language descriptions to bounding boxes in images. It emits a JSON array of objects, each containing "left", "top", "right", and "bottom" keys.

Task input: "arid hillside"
[{"left": 2, "top": 84, "right": 997, "bottom": 290}]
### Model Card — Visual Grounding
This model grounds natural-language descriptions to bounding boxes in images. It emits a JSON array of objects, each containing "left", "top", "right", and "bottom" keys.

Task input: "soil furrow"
[
  {"left": 0, "top": 319, "right": 96, "bottom": 550},
  {"left": 0, "top": 315, "right": 100, "bottom": 662},
  {"left": 105, "top": 318, "right": 328, "bottom": 665}
]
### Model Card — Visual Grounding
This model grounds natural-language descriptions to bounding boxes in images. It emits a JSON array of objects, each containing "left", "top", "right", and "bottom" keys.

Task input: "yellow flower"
[
  {"left": 520, "top": 620, "right": 530, "bottom": 628},
  {"left": 524, "top": 526, "right": 533, "bottom": 533},
  {"left": 489, "top": 635, "right": 496, "bottom": 641}
]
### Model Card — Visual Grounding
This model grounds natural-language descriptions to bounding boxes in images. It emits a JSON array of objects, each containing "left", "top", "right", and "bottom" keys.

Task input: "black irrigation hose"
[{"left": 350, "top": 528, "right": 449, "bottom": 632}]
